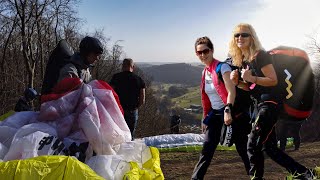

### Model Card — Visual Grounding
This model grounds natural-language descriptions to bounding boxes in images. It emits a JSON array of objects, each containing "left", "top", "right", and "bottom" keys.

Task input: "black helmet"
[
  {"left": 24, "top": 88, "right": 38, "bottom": 101},
  {"left": 79, "top": 36, "right": 103, "bottom": 56}
]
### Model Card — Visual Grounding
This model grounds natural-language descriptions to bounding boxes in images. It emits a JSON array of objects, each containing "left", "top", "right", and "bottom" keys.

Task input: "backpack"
[
  {"left": 268, "top": 46, "right": 315, "bottom": 120},
  {"left": 216, "top": 58, "right": 252, "bottom": 114},
  {"left": 41, "top": 39, "right": 81, "bottom": 95}
]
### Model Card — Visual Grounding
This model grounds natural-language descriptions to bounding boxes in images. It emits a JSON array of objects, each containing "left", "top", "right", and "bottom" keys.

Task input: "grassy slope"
[
  {"left": 152, "top": 83, "right": 201, "bottom": 108},
  {"left": 171, "top": 85, "right": 202, "bottom": 120},
  {"left": 172, "top": 86, "right": 201, "bottom": 108}
]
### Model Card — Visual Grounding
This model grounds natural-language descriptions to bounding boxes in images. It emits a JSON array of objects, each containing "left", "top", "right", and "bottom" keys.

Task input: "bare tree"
[
  {"left": 301, "top": 30, "right": 320, "bottom": 142},
  {"left": 0, "top": 0, "right": 82, "bottom": 114},
  {"left": 306, "top": 35, "right": 320, "bottom": 57},
  {"left": 134, "top": 67, "right": 171, "bottom": 137},
  {"left": 0, "top": 0, "right": 172, "bottom": 139},
  {"left": 93, "top": 38, "right": 124, "bottom": 82},
  {"left": 89, "top": 29, "right": 123, "bottom": 81}
]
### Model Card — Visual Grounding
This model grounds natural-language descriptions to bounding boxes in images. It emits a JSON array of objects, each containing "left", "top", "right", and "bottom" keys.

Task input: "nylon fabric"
[{"left": 0, "top": 155, "right": 104, "bottom": 180}]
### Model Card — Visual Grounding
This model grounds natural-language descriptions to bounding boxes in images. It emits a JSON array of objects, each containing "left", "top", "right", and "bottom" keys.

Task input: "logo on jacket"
[{"left": 284, "top": 69, "right": 293, "bottom": 99}]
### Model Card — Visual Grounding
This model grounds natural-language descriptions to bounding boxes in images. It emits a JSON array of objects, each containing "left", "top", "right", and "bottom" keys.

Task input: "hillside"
[
  {"left": 172, "top": 86, "right": 201, "bottom": 108},
  {"left": 141, "top": 63, "right": 204, "bottom": 86}
]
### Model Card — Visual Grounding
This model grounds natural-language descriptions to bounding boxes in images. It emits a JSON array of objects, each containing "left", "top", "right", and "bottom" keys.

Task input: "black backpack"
[
  {"left": 215, "top": 58, "right": 252, "bottom": 114},
  {"left": 41, "top": 39, "right": 80, "bottom": 95},
  {"left": 268, "top": 46, "right": 314, "bottom": 120}
]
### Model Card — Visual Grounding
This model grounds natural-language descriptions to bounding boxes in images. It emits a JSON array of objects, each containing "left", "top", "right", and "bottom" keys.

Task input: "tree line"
[
  {"left": 0, "top": 0, "right": 170, "bottom": 138},
  {"left": 0, "top": 0, "right": 319, "bottom": 139}
]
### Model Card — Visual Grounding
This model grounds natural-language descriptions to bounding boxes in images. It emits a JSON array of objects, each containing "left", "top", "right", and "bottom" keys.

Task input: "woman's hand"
[
  {"left": 241, "top": 67, "right": 255, "bottom": 83},
  {"left": 201, "top": 123, "right": 207, "bottom": 133},
  {"left": 224, "top": 111, "right": 232, "bottom": 125},
  {"left": 230, "top": 70, "right": 239, "bottom": 85}
]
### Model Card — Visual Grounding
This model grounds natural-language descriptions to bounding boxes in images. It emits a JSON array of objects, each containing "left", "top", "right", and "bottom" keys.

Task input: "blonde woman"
[{"left": 229, "top": 23, "right": 314, "bottom": 180}]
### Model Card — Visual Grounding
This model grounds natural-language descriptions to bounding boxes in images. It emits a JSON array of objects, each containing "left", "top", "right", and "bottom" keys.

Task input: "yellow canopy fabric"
[
  {"left": 0, "top": 155, "right": 104, "bottom": 180},
  {"left": 123, "top": 147, "right": 164, "bottom": 180},
  {"left": 0, "top": 111, "right": 14, "bottom": 121}
]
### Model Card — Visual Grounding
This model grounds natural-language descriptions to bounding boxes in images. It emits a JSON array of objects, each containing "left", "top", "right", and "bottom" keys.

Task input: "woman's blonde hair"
[{"left": 228, "top": 23, "right": 264, "bottom": 67}]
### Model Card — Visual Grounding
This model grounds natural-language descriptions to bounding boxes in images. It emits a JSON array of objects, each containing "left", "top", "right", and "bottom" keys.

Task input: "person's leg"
[
  {"left": 124, "top": 109, "right": 138, "bottom": 140},
  {"left": 174, "top": 126, "right": 179, "bottom": 134},
  {"left": 276, "top": 120, "right": 287, "bottom": 151},
  {"left": 291, "top": 122, "right": 302, "bottom": 150},
  {"left": 131, "top": 109, "right": 138, "bottom": 140},
  {"left": 191, "top": 114, "right": 223, "bottom": 180},
  {"left": 248, "top": 101, "right": 278, "bottom": 180},
  {"left": 260, "top": 104, "right": 308, "bottom": 176},
  {"left": 264, "top": 129, "right": 307, "bottom": 175},
  {"left": 232, "top": 112, "right": 251, "bottom": 175},
  {"left": 247, "top": 127, "right": 264, "bottom": 180}
]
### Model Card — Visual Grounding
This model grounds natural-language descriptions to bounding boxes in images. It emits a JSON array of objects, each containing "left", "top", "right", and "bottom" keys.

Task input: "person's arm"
[
  {"left": 109, "top": 75, "right": 116, "bottom": 89},
  {"left": 242, "top": 51, "right": 278, "bottom": 87},
  {"left": 230, "top": 69, "right": 250, "bottom": 91},
  {"left": 241, "top": 64, "right": 278, "bottom": 87},
  {"left": 57, "top": 63, "right": 79, "bottom": 83},
  {"left": 138, "top": 88, "right": 145, "bottom": 108},
  {"left": 222, "top": 71, "right": 236, "bottom": 125}
]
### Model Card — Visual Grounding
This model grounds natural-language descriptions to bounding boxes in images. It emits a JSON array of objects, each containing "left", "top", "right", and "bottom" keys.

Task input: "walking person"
[
  {"left": 276, "top": 117, "right": 303, "bottom": 151},
  {"left": 229, "top": 23, "right": 315, "bottom": 180},
  {"left": 170, "top": 114, "right": 181, "bottom": 134},
  {"left": 191, "top": 36, "right": 250, "bottom": 180},
  {"left": 110, "top": 58, "right": 146, "bottom": 140}
]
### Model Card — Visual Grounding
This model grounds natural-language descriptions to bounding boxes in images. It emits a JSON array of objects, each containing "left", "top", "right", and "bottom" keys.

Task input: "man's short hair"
[{"left": 122, "top": 58, "right": 134, "bottom": 68}]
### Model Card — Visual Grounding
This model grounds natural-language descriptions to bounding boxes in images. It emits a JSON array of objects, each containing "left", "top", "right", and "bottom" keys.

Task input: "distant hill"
[
  {"left": 141, "top": 63, "right": 204, "bottom": 86},
  {"left": 136, "top": 62, "right": 202, "bottom": 68}
]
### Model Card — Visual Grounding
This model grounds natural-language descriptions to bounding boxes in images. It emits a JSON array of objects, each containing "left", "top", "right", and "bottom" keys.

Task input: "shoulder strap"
[
  {"left": 215, "top": 62, "right": 223, "bottom": 74},
  {"left": 215, "top": 62, "right": 224, "bottom": 82}
]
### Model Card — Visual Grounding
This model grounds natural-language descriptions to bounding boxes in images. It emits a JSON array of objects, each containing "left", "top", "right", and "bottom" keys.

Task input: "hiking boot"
[
  {"left": 250, "top": 175, "right": 265, "bottom": 180},
  {"left": 294, "top": 169, "right": 316, "bottom": 180}
]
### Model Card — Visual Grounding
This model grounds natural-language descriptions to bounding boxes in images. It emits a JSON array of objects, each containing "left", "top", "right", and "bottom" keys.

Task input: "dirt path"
[{"left": 160, "top": 142, "right": 320, "bottom": 180}]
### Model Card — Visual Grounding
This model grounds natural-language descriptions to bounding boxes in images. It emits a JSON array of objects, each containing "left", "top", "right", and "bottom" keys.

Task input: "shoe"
[
  {"left": 250, "top": 175, "right": 265, "bottom": 180},
  {"left": 294, "top": 169, "right": 316, "bottom": 180}
]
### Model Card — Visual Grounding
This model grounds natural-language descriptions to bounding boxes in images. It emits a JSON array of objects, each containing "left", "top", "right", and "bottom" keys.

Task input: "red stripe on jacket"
[{"left": 201, "top": 59, "right": 228, "bottom": 117}]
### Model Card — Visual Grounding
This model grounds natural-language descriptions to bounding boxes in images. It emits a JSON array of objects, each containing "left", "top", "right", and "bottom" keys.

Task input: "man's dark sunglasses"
[
  {"left": 234, "top": 33, "right": 251, "bottom": 38},
  {"left": 196, "top": 49, "right": 210, "bottom": 55}
]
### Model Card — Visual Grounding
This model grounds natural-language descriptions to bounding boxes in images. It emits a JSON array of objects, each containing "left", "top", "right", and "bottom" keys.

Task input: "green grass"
[
  {"left": 152, "top": 83, "right": 188, "bottom": 99},
  {"left": 152, "top": 83, "right": 201, "bottom": 109},
  {"left": 172, "top": 86, "right": 201, "bottom": 108},
  {"left": 285, "top": 166, "right": 320, "bottom": 179},
  {"left": 157, "top": 138, "right": 296, "bottom": 153},
  {"left": 157, "top": 145, "right": 236, "bottom": 153},
  {"left": 152, "top": 83, "right": 182, "bottom": 92}
]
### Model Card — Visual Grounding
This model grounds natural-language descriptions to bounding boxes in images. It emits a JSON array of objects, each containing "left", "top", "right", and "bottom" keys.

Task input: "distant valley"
[{"left": 139, "top": 63, "right": 204, "bottom": 86}]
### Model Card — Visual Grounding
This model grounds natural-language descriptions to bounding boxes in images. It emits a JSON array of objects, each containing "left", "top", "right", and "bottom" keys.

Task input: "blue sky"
[{"left": 78, "top": 0, "right": 320, "bottom": 63}]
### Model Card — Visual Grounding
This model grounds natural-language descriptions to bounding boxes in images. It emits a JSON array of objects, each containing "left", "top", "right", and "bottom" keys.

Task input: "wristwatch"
[
  {"left": 224, "top": 107, "right": 231, "bottom": 113},
  {"left": 224, "top": 103, "right": 232, "bottom": 113}
]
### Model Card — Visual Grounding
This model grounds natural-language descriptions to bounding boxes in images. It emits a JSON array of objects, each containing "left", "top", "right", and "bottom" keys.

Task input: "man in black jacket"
[{"left": 110, "top": 58, "right": 146, "bottom": 140}]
